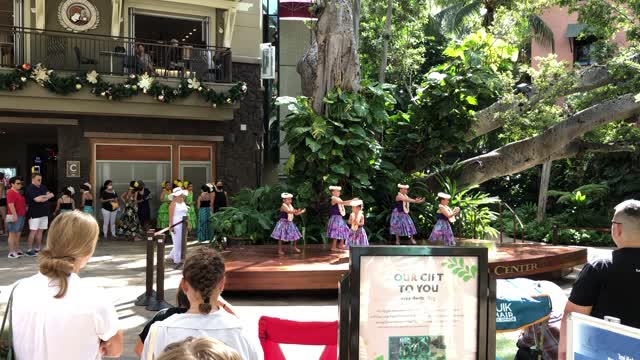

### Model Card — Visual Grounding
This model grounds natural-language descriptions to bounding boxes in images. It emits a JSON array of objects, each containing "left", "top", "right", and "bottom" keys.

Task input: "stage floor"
[{"left": 222, "top": 242, "right": 587, "bottom": 291}]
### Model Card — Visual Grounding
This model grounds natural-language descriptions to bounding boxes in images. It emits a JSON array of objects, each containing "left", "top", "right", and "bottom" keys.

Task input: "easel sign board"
[
  {"left": 347, "top": 246, "right": 489, "bottom": 360},
  {"left": 567, "top": 312, "right": 640, "bottom": 360}
]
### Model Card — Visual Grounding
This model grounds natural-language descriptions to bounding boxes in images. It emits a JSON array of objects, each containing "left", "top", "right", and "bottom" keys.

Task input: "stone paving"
[{"left": 0, "top": 234, "right": 614, "bottom": 359}]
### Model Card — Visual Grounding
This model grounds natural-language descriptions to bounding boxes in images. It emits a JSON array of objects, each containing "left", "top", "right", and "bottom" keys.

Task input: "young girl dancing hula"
[
  {"left": 390, "top": 184, "right": 425, "bottom": 245},
  {"left": 348, "top": 199, "right": 368, "bottom": 247},
  {"left": 327, "top": 186, "right": 353, "bottom": 252},
  {"left": 429, "top": 192, "right": 459, "bottom": 246},
  {"left": 271, "top": 192, "right": 306, "bottom": 255}
]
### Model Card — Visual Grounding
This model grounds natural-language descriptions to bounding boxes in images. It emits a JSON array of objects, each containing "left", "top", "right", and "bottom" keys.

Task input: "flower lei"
[
  {"left": 283, "top": 203, "right": 295, "bottom": 222},
  {"left": 398, "top": 193, "right": 410, "bottom": 214},
  {"left": 332, "top": 196, "right": 346, "bottom": 216},
  {"left": 0, "top": 64, "right": 248, "bottom": 108},
  {"left": 351, "top": 210, "right": 363, "bottom": 231}
]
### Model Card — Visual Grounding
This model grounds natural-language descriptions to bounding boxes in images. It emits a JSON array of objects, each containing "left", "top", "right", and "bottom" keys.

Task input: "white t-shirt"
[
  {"left": 11, "top": 273, "right": 120, "bottom": 360},
  {"left": 142, "top": 310, "right": 263, "bottom": 360}
]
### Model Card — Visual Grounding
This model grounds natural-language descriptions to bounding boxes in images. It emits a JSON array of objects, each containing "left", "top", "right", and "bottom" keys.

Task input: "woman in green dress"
[
  {"left": 184, "top": 181, "right": 197, "bottom": 232},
  {"left": 156, "top": 180, "right": 172, "bottom": 230}
]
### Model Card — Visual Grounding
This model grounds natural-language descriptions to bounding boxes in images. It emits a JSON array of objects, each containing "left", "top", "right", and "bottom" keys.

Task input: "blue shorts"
[{"left": 7, "top": 216, "right": 25, "bottom": 233}]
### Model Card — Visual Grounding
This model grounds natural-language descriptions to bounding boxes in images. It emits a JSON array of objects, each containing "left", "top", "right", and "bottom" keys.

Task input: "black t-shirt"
[
  {"left": 25, "top": 184, "right": 50, "bottom": 219},
  {"left": 569, "top": 247, "right": 640, "bottom": 328},
  {"left": 101, "top": 190, "right": 118, "bottom": 211},
  {"left": 138, "top": 307, "right": 187, "bottom": 341}
]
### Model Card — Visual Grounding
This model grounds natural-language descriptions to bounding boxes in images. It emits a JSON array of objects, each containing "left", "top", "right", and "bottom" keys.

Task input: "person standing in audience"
[
  {"left": 0, "top": 172, "right": 7, "bottom": 235},
  {"left": 6, "top": 176, "right": 26, "bottom": 258},
  {"left": 80, "top": 183, "right": 94, "bottom": 215},
  {"left": 54, "top": 186, "right": 75, "bottom": 215},
  {"left": 118, "top": 181, "right": 143, "bottom": 241},
  {"left": 558, "top": 199, "right": 640, "bottom": 359},
  {"left": 25, "top": 173, "right": 54, "bottom": 256},
  {"left": 196, "top": 184, "right": 214, "bottom": 242},
  {"left": 157, "top": 181, "right": 172, "bottom": 230},
  {"left": 212, "top": 180, "right": 228, "bottom": 213},
  {"left": 137, "top": 180, "right": 152, "bottom": 232},
  {"left": 142, "top": 247, "right": 262, "bottom": 360},
  {"left": 100, "top": 180, "right": 118, "bottom": 240},
  {"left": 184, "top": 181, "right": 197, "bottom": 234},
  {"left": 11, "top": 211, "right": 124, "bottom": 359},
  {"left": 168, "top": 187, "right": 190, "bottom": 265}
]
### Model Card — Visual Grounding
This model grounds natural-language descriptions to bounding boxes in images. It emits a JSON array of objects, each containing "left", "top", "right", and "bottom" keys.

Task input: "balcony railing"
[{"left": 0, "top": 26, "right": 232, "bottom": 82}]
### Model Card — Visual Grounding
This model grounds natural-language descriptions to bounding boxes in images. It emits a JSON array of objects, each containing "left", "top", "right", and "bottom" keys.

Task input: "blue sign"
[{"left": 570, "top": 314, "right": 640, "bottom": 360}]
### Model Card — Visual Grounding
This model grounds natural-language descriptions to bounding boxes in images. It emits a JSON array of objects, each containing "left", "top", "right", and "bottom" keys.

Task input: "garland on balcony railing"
[{"left": 0, "top": 63, "right": 248, "bottom": 107}]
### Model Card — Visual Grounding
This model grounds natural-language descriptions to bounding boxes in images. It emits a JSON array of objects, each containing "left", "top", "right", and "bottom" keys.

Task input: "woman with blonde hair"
[
  {"left": 157, "top": 337, "right": 242, "bottom": 360},
  {"left": 11, "top": 211, "right": 123, "bottom": 359}
]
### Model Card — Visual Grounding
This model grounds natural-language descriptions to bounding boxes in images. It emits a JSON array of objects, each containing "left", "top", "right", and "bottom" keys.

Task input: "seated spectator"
[
  {"left": 134, "top": 288, "right": 237, "bottom": 357},
  {"left": 157, "top": 336, "right": 241, "bottom": 360},
  {"left": 558, "top": 199, "right": 640, "bottom": 359},
  {"left": 11, "top": 211, "right": 123, "bottom": 359},
  {"left": 142, "top": 247, "right": 262, "bottom": 360}
]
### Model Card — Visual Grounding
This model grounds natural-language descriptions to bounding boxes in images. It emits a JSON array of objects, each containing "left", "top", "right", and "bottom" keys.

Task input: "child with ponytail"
[{"left": 141, "top": 247, "right": 262, "bottom": 360}]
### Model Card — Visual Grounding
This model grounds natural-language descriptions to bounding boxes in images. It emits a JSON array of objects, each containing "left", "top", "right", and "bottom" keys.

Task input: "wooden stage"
[{"left": 221, "top": 242, "right": 587, "bottom": 291}]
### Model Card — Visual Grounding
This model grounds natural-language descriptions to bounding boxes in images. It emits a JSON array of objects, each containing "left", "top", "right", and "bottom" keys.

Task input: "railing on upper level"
[{"left": 0, "top": 26, "right": 232, "bottom": 82}]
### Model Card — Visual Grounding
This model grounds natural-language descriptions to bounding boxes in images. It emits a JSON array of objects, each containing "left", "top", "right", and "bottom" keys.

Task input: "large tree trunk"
[
  {"left": 297, "top": 0, "right": 361, "bottom": 114},
  {"left": 536, "top": 160, "right": 552, "bottom": 223},
  {"left": 425, "top": 93, "right": 639, "bottom": 189},
  {"left": 353, "top": 0, "right": 361, "bottom": 49},
  {"left": 378, "top": 0, "right": 392, "bottom": 83}
]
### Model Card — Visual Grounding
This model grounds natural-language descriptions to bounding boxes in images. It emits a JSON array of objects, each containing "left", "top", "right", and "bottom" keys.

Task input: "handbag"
[
  {"left": 110, "top": 201, "right": 119, "bottom": 211},
  {"left": 0, "top": 283, "right": 19, "bottom": 360}
]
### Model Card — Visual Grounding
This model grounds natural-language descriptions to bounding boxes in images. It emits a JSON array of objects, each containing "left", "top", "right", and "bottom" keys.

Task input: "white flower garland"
[
  {"left": 398, "top": 193, "right": 410, "bottom": 214},
  {"left": 283, "top": 203, "right": 294, "bottom": 222}
]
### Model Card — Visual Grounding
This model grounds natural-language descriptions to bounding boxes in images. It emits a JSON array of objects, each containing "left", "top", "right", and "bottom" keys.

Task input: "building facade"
[{"left": 0, "top": 0, "right": 264, "bottom": 219}]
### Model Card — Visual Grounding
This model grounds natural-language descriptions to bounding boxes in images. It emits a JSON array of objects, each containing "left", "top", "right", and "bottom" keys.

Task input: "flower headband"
[
  {"left": 398, "top": 184, "right": 409, "bottom": 189},
  {"left": 329, "top": 186, "right": 342, "bottom": 191},
  {"left": 281, "top": 192, "right": 294, "bottom": 199}
]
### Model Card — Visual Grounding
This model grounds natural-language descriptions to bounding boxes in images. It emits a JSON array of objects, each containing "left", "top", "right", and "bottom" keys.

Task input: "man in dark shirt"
[
  {"left": 25, "top": 173, "right": 53, "bottom": 257},
  {"left": 558, "top": 199, "right": 640, "bottom": 359}
]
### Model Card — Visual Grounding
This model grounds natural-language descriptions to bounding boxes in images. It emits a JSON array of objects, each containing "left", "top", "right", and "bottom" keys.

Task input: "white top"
[
  {"left": 142, "top": 310, "right": 263, "bottom": 360},
  {"left": 12, "top": 273, "right": 120, "bottom": 360},
  {"left": 172, "top": 201, "right": 189, "bottom": 223}
]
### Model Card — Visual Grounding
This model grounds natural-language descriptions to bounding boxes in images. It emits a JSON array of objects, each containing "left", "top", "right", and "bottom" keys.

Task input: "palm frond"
[
  {"left": 528, "top": 14, "right": 555, "bottom": 52},
  {"left": 452, "top": 1, "right": 482, "bottom": 34}
]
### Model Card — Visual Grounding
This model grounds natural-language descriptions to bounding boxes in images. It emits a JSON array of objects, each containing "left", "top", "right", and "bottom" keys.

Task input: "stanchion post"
[
  {"left": 146, "top": 233, "right": 171, "bottom": 311},
  {"left": 181, "top": 216, "right": 188, "bottom": 264},
  {"left": 135, "top": 229, "right": 156, "bottom": 306}
]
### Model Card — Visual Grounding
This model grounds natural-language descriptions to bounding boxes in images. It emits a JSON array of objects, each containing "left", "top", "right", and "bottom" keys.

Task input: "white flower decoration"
[
  {"left": 31, "top": 63, "right": 50, "bottom": 84},
  {"left": 187, "top": 78, "right": 201, "bottom": 89},
  {"left": 20, "top": 77, "right": 26, "bottom": 82},
  {"left": 137, "top": 73, "right": 154, "bottom": 92},
  {"left": 241, "top": 84, "right": 247, "bottom": 92},
  {"left": 86, "top": 70, "right": 98, "bottom": 84}
]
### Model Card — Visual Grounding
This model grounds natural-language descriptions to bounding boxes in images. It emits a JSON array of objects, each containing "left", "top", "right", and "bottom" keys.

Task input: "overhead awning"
[
  {"left": 565, "top": 23, "right": 590, "bottom": 38},
  {"left": 279, "top": 0, "right": 315, "bottom": 20}
]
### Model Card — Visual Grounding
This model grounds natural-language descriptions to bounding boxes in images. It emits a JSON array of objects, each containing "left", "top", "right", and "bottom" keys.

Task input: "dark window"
[{"left": 574, "top": 35, "right": 597, "bottom": 66}]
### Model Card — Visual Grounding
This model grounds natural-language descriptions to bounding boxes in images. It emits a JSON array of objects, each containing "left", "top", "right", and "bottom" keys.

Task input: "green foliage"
[
  {"left": 385, "top": 29, "right": 517, "bottom": 171},
  {"left": 211, "top": 185, "right": 286, "bottom": 242},
  {"left": 414, "top": 174, "right": 500, "bottom": 239},
  {"left": 0, "top": 63, "right": 247, "bottom": 106},
  {"left": 277, "top": 83, "right": 396, "bottom": 200},
  {"left": 442, "top": 257, "right": 478, "bottom": 281},
  {"left": 548, "top": 184, "right": 609, "bottom": 204}
]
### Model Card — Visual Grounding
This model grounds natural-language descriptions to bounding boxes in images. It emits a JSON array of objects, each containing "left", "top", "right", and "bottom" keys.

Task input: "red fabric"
[
  {"left": 6, "top": 189, "right": 26, "bottom": 216},
  {"left": 258, "top": 316, "right": 338, "bottom": 360}
]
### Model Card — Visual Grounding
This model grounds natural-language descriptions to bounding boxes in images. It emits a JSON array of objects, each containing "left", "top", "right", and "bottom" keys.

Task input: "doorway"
[{"left": 180, "top": 162, "right": 211, "bottom": 191}]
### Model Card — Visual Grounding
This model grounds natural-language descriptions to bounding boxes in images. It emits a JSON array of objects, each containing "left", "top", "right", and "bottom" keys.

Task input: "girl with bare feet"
[
  {"left": 271, "top": 193, "right": 305, "bottom": 255},
  {"left": 390, "top": 184, "right": 424, "bottom": 245},
  {"left": 347, "top": 199, "right": 368, "bottom": 247},
  {"left": 326, "top": 186, "right": 352, "bottom": 252}
]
